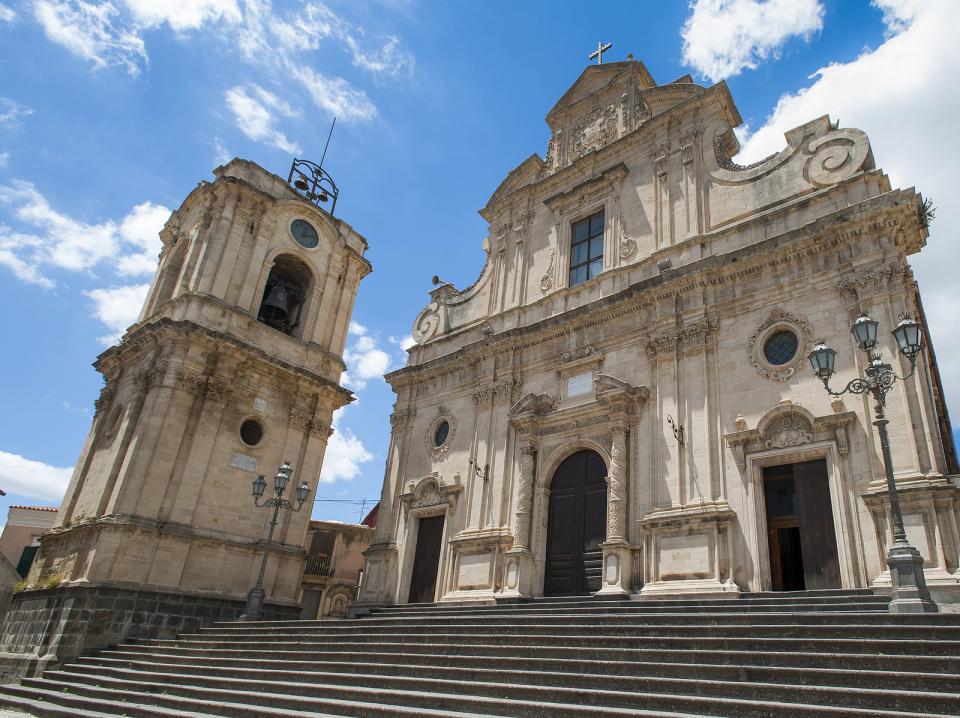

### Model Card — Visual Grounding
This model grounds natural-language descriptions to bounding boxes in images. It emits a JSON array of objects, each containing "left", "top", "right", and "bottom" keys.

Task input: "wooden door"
[
  {"left": 407, "top": 515, "right": 445, "bottom": 603},
  {"left": 794, "top": 459, "right": 841, "bottom": 590},
  {"left": 544, "top": 450, "right": 607, "bottom": 596}
]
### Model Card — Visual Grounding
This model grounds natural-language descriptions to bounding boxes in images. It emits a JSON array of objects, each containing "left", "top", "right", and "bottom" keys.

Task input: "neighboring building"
[
  {"left": 0, "top": 506, "right": 58, "bottom": 578},
  {"left": 358, "top": 60, "right": 960, "bottom": 609},
  {"left": 0, "top": 158, "right": 371, "bottom": 675},
  {"left": 299, "top": 519, "right": 374, "bottom": 619}
]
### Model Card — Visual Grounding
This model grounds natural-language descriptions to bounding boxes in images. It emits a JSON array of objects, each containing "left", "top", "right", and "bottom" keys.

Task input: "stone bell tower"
[{"left": 0, "top": 158, "right": 370, "bottom": 675}]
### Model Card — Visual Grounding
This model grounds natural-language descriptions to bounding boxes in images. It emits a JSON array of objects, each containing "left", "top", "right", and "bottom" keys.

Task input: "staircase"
[{"left": 1, "top": 589, "right": 959, "bottom": 718}]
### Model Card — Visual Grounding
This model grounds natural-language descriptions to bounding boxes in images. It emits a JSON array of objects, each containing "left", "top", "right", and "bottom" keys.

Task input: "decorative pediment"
[
  {"left": 508, "top": 392, "right": 558, "bottom": 418},
  {"left": 484, "top": 154, "right": 545, "bottom": 211},
  {"left": 724, "top": 401, "right": 857, "bottom": 471},
  {"left": 547, "top": 62, "right": 655, "bottom": 120},
  {"left": 544, "top": 162, "right": 628, "bottom": 216},
  {"left": 595, "top": 373, "right": 650, "bottom": 402},
  {"left": 399, "top": 473, "right": 464, "bottom": 515}
]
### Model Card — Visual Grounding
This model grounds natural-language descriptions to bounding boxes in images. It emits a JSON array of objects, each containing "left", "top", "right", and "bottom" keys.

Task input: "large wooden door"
[
  {"left": 794, "top": 459, "right": 841, "bottom": 590},
  {"left": 762, "top": 460, "right": 840, "bottom": 591},
  {"left": 544, "top": 450, "right": 607, "bottom": 596},
  {"left": 407, "top": 515, "right": 444, "bottom": 603}
]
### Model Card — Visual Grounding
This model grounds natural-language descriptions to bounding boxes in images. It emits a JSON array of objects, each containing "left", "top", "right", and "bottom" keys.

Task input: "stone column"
[
  {"left": 607, "top": 422, "right": 628, "bottom": 541},
  {"left": 598, "top": 421, "right": 632, "bottom": 596},
  {"left": 499, "top": 438, "right": 537, "bottom": 600},
  {"left": 513, "top": 441, "right": 536, "bottom": 551}
]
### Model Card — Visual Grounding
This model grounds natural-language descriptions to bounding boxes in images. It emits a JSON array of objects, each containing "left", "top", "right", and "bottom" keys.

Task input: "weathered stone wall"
[{"left": 0, "top": 584, "right": 298, "bottom": 679}]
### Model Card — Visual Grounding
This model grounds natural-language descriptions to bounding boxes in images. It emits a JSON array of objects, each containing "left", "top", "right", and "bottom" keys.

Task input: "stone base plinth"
[{"left": 0, "top": 583, "right": 299, "bottom": 679}]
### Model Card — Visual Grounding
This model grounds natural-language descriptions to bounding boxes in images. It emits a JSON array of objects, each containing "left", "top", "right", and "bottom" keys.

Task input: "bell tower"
[{"left": 0, "top": 158, "right": 370, "bottom": 675}]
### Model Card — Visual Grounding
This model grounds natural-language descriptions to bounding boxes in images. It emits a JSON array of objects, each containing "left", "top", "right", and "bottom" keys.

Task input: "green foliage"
[
  {"left": 38, "top": 572, "right": 65, "bottom": 590},
  {"left": 13, "top": 579, "right": 28, "bottom": 593},
  {"left": 919, "top": 196, "right": 936, "bottom": 229}
]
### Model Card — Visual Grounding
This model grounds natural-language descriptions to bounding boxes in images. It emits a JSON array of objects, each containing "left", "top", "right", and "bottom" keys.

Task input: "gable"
[{"left": 547, "top": 61, "right": 655, "bottom": 121}]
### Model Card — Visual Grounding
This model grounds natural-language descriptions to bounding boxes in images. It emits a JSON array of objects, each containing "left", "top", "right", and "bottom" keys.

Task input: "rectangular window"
[
  {"left": 569, "top": 210, "right": 604, "bottom": 287},
  {"left": 567, "top": 371, "right": 593, "bottom": 398}
]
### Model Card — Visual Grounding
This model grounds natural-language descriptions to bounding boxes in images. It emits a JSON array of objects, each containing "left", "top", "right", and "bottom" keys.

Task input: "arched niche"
[{"left": 257, "top": 254, "right": 314, "bottom": 338}]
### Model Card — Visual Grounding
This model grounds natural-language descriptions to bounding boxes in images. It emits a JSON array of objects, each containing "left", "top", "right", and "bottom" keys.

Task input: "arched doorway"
[{"left": 544, "top": 449, "right": 607, "bottom": 596}]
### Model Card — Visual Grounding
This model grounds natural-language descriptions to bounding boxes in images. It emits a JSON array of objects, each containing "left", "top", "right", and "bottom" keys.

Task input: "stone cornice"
[
  {"left": 389, "top": 192, "right": 919, "bottom": 391},
  {"left": 97, "top": 316, "right": 352, "bottom": 408}
]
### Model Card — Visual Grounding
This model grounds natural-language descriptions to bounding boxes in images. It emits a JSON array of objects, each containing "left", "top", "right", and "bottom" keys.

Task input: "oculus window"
[
  {"left": 763, "top": 330, "right": 799, "bottom": 365},
  {"left": 569, "top": 210, "right": 604, "bottom": 287}
]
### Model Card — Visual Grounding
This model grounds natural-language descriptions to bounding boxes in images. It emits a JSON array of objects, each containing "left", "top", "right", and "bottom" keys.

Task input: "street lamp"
[
  {"left": 240, "top": 461, "right": 311, "bottom": 620},
  {"left": 807, "top": 313, "right": 937, "bottom": 613}
]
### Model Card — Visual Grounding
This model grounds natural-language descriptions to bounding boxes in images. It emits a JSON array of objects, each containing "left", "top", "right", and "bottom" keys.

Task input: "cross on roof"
[{"left": 589, "top": 41, "right": 613, "bottom": 65}]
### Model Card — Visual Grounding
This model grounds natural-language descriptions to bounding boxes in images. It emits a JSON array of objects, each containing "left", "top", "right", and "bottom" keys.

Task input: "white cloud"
[
  {"left": 212, "top": 136, "right": 231, "bottom": 165},
  {"left": 319, "top": 408, "right": 373, "bottom": 483},
  {"left": 122, "top": 0, "right": 240, "bottom": 31},
  {"left": 224, "top": 84, "right": 302, "bottom": 154},
  {"left": 734, "top": 0, "right": 960, "bottom": 420},
  {"left": 0, "top": 152, "right": 9, "bottom": 168},
  {"left": 681, "top": 0, "right": 825, "bottom": 82},
  {"left": 342, "top": 329, "right": 391, "bottom": 389},
  {"left": 389, "top": 334, "right": 415, "bottom": 351},
  {"left": 0, "top": 97, "right": 33, "bottom": 126},
  {"left": 344, "top": 33, "right": 414, "bottom": 79},
  {"left": 0, "top": 181, "right": 169, "bottom": 285},
  {"left": 0, "top": 450, "right": 72, "bottom": 503},
  {"left": 349, "top": 320, "right": 367, "bottom": 335},
  {"left": 85, "top": 283, "right": 150, "bottom": 344},
  {"left": 0, "top": 3, "right": 15, "bottom": 23},
  {"left": 293, "top": 66, "right": 377, "bottom": 122},
  {"left": 33, "top": 0, "right": 148, "bottom": 76}
]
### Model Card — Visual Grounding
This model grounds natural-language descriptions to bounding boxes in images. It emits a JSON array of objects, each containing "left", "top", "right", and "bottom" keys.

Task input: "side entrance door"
[
  {"left": 763, "top": 459, "right": 841, "bottom": 591},
  {"left": 544, "top": 450, "right": 607, "bottom": 596},
  {"left": 407, "top": 515, "right": 445, "bottom": 603}
]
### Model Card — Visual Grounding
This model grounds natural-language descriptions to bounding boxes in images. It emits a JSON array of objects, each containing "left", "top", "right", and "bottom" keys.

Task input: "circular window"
[
  {"left": 432, "top": 420, "right": 450, "bottom": 448},
  {"left": 763, "top": 330, "right": 799, "bottom": 366},
  {"left": 240, "top": 419, "right": 264, "bottom": 446},
  {"left": 290, "top": 219, "right": 319, "bottom": 248}
]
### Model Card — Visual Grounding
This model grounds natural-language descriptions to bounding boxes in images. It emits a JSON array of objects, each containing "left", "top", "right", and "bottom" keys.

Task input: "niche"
[{"left": 257, "top": 255, "right": 312, "bottom": 337}]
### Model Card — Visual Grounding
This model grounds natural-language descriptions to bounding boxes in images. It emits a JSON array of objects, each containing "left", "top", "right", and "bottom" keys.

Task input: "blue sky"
[{"left": 0, "top": 0, "right": 958, "bottom": 525}]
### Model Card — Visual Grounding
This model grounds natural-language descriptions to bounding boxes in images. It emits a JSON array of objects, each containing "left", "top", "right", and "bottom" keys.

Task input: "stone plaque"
[
  {"left": 659, "top": 533, "right": 711, "bottom": 579},
  {"left": 457, "top": 552, "right": 492, "bottom": 590},
  {"left": 567, "top": 372, "right": 593, "bottom": 398},
  {"left": 230, "top": 453, "right": 258, "bottom": 473},
  {"left": 253, "top": 397, "right": 268, "bottom": 414},
  {"left": 903, "top": 512, "right": 931, "bottom": 562}
]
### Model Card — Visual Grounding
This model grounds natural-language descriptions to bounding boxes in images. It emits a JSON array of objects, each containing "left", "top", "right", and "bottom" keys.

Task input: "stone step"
[
  {"left": 117, "top": 631, "right": 960, "bottom": 656},
  {"left": 0, "top": 682, "right": 507, "bottom": 718},
  {"left": 91, "top": 643, "right": 958, "bottom": 674},
  {"left": 367, "top": 601, "right": 892, "bottom": 616},
  {"left": 366, "top": 596, "right": 892, "bottom": 614},
  {"left": 73, "top": 653, "right": 960, "bottom": 694},
  {"left": 50, "top": 661, "right": 960, "bottom": 714},
  {"left": 23, "top": 669, "right": 960, "bottom": 718},
  {"left": 175, "top": 620, "right": 960, "bottom": 642},
  {"left": 224, "top": 609, "right": 952, "bottom": 631},
  {"left": 206, "top": 612, "right": 953, "bottom": 634}
]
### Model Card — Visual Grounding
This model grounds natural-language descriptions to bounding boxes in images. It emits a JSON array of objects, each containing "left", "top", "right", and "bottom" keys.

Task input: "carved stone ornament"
[
  {"left": 412, "top": 302, "right": 442, "bottom": 345},
  {"left": 618, "top": 216, "right": 636, "bottom": 259},
  {"left": 540, "top": 249, "right": 556, "bottom": 293},
  {"left": 572, "top": 102, "right": 619, "bottom": 159},
  {"left": 747, "top": 308, "right": 813, "bottom": 382},
  {"left": 425, "top": 411, "right": 456, "bottom": 460},
  {"left": 837, "top": 263, "right": 911, "bottom": 300},
  {"left": 646, "top": 318, "right": 717, "bottom": 357},
  {"left": 559, "top": 345, "right": 600, "bottom": 365},
  {"left": 765, "top": 414, "right": 813, "bottom": 449}
]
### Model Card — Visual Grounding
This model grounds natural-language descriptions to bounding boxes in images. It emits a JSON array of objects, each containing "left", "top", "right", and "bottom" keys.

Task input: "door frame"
[
  {"left": 397, "top": 506, "right": 449, "bottom": 604},
  {"left": 746, "top": 442, "right": 856, "bottom": 591}
]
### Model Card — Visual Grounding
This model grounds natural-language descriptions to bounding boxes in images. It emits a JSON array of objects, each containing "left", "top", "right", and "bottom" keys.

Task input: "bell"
[
  {"left": 260, "top": 284, "right": 289, "bottom": 321},
  {"left": 317, "top": 189, "right": 329, "bottom": 203},
  {"left": 293, "top": 175, "right": 309, "bottom": 191}
]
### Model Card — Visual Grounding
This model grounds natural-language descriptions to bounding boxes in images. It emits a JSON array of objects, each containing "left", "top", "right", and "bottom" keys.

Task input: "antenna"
[{"left": 319, "top": 117, "right": 336, "bottom": 169}]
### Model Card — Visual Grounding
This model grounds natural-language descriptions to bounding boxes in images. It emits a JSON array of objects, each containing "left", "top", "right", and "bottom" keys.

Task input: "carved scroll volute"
[
  {"left": 513, "top": 440, "right": 537, "bottom": 552},
  {"left": 606, "top": 422, "right": 628, "bottom": 541}
]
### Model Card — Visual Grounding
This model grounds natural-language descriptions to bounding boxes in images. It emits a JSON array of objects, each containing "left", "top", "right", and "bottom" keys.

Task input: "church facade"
[{"left": 358, "top": 60, "right": 960, "bottom": 608}]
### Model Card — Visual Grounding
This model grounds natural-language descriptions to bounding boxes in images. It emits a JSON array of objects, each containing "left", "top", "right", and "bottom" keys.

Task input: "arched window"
[{"left": 257, "top": 255, "right": 312, "bottom": 336}]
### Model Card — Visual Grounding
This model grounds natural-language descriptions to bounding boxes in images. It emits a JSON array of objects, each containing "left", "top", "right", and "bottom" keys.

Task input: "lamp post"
[
  {"left": 240, "top": 461, "right": 311, "bottom": 621},
  {"left": 807, "top": 313, "right": 937, "bottom": 613}
]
